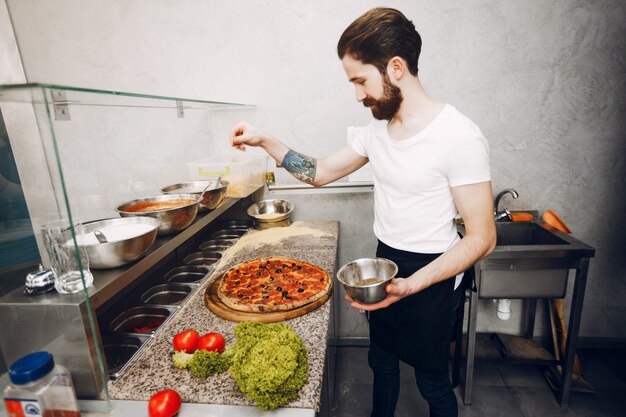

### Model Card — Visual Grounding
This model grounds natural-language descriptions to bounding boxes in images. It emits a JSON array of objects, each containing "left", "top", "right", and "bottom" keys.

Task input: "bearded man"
[{"left": 230, "top": 8, "right": 496, "bottom": 417}]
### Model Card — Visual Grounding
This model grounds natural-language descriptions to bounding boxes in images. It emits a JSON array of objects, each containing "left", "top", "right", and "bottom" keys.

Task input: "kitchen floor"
[{"left": 319, "top": 346, "right": 626, "bottom": 417}]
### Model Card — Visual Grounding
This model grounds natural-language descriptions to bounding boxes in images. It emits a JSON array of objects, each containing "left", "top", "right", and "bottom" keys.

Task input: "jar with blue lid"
[{"left": 3, "top": 351, "right": 80, "bottom": 417}]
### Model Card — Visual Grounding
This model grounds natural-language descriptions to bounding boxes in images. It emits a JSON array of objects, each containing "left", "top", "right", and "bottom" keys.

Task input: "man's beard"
[{"left": 363, "top": 73, "right": 403, "bottom": 120}]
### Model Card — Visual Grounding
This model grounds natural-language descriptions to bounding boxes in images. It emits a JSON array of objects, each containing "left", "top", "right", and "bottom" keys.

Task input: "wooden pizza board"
[{"left": 204, "top": 273, "right": 333, "bottom": 323}]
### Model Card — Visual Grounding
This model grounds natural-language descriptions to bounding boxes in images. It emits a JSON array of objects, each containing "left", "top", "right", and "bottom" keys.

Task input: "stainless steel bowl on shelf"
[
  {"left": 336, "top": 258, "right": 398, "bottom": 304},
  {"left": 79, "top": 217, "right": 161, "bottom": 269},
  {"left": 161, "top": 179, "right": 229, "bottom": 211},
  {"left": 115, "top": 194, "right": 201, "bottom": 235},
  {"left": 246, "top": 199, "right": 294, "bottom": 223}
]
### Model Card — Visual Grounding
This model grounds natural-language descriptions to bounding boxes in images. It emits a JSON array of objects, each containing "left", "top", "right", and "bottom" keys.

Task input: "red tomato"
[
  {"left": 173, "top": 329, "right": 200, "bottom": 353},
  {"left": 197, "top": 332, "right": 225, "bottom": 352},
  {"left": 148, "top": 389, "right": 181, "bottom": 417}
]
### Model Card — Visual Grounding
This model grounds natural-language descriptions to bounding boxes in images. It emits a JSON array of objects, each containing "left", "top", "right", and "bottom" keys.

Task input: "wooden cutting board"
[{"left": 204, "top": 274, "right": 333, "bottom": 323}]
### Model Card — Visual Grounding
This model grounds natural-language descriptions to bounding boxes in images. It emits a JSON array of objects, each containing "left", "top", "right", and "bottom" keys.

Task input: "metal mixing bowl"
[
  {"left": 246, "top": 199, "right": 294, "bottom": 223},
  {"left": 161, "top": 180, "right": 229, "bottom": 210},
  {"left": 336, "top": 258, "right": 398, "bottom": 304},
  {"left": 116, "top": 194, "right": 201, "bottom": 234},
  {"left": 79, "top": 217, "right": 160, "bottom": 269}
]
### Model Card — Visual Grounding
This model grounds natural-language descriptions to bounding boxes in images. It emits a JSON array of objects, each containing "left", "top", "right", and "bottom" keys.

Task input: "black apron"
[{"left": 369, "top": 240, "right": 458, "bottom": 373}]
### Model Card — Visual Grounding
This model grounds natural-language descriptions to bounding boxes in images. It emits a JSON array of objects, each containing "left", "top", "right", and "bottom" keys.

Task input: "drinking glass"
[{"left": 40, "top": 219, "right": 94, "bottom": 294}]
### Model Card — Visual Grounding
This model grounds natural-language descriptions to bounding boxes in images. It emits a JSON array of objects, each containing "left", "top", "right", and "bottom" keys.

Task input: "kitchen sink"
[
  {"left": 496, "top": 222, "right": 569, "bottom": 246},
  {"left": 462, "top": 215, "right": 595, "bottom": 406},
  {"left": 478, "top": 220, "right": 592, "bottom": 299}
]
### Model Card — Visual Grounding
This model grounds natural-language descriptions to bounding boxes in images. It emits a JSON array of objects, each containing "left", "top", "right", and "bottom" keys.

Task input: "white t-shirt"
[{"left": 349, "top": 104, "right": 491, "bottom": 288}]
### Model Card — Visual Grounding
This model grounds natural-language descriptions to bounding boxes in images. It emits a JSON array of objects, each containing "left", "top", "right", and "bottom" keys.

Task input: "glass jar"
[{"left": 3, "top": 351, "right": 81, "bottom": 417}]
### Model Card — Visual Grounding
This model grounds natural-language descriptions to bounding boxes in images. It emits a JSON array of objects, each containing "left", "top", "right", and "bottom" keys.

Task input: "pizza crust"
[{"left": 216, "top": 257, "right": 330, "bottom": 313}]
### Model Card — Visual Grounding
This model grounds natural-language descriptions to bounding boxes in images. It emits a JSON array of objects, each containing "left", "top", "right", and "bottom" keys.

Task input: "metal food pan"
[
  {"left": 199, "top": 239, "right": 236, "bottom": 249},
  {"left": 101, "top": 333, "right": 151, "bottom": 380},
  {"left": 140, "top": 283, "right": 196, "bottom": 306},
  {"left": 198, "top": 242, "right": 231, "bottom": 252},
  {"left": 211, "top": 230, "right": 246, "bottom": 239},
  {"left": 217, "top": 228, "right": 249, "bottom": 235},
  {"left": 164, "top": 265, "right": 213, "bottom": 283},
  {"left": 183, "top": 251, "right": 222, "bottom": 266},
  {"left": 108, "top": 306, "right": 176, "bottom": 333},
  {"left": 218, "top": 220, "right": 252, "bottom": 229}
]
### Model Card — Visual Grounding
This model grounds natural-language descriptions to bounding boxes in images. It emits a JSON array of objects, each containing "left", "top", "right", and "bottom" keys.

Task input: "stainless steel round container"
[
  {"left": 336, "top": 258, "right": 398, "bottom": 304},
  {"left": 116, "top": 194, "right": 201, "bottom": 235},
  {"left": 247, "top": 199, "right": 294, "bottom": 223},
  {"left": 161, "top": 179, "right": 229, "bottom": 211},
  {"left": 80, "top": 217, "right": 161, "bottom": 269}
]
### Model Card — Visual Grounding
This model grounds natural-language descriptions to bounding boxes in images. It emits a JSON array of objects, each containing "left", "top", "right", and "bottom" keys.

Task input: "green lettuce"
[
  {"left": 229, "top": 321, "right": 309, "bottom": 411},
  {"left": 188, "top": 349, "right": 232, "bottom": 378}
]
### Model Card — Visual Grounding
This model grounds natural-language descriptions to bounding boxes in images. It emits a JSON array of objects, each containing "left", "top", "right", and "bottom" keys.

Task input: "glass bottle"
[{"left": 3, "top": 351, "right": 81, "bottom": 417}]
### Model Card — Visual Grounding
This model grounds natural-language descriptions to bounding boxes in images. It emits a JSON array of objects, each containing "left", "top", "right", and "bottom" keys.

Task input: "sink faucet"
[{"left": 494, "top": 189, "right": 519, "bottom": 221}]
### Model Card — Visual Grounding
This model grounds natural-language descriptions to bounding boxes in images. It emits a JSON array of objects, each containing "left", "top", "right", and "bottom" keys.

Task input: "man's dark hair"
[{"left": 337, "top": 7, "right": 422, "bottom": 76}]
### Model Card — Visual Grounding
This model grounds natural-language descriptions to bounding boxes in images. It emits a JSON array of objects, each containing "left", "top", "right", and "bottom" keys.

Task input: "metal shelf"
[{"left": 0, "top": 195, "right": 253, "bottom": 309}]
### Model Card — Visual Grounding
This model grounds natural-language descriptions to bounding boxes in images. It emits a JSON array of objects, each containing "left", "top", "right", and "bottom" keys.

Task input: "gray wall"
[{"left": 3, "top": 0, "right": 626, "bottom": 342}]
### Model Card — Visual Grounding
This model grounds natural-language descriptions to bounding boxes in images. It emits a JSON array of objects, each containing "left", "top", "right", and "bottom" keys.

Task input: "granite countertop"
[{"left": 107, "top": 221, "right": 339, "bottom": 412}]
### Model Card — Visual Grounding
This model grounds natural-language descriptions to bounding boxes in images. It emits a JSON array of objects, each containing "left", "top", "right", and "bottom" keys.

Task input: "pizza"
[{"left": 217, "top": 257, "right": 330, "bottom": 312}]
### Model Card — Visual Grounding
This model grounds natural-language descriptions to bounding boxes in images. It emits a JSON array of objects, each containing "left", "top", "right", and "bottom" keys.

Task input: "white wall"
[{"left": 4, "top": 0, "right": 626, "bottom": 341}]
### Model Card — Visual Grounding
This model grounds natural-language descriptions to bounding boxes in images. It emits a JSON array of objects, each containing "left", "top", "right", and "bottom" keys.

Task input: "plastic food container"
[
  {"left": 3, "top": 352, "right": 80, "bottom": 416},
  {"left": 186, "top": 154, "right": 267, "bottom": 197}
]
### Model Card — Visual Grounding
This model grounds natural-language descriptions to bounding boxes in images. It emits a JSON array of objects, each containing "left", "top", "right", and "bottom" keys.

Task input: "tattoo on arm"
[{"left": 281, "top": 149, "right": 317, "bottom": 184}]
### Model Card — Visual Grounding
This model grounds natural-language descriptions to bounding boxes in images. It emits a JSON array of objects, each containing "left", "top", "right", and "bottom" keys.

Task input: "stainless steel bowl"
[
  {"left": 79, "top": 217, "right": 160, "bottom": 269},
  {"left": 116, "top": 194, "right": 201, "bottom": 235},
  {"left": 161, "top": 180, "right": 229, "bottom": 211},
  {"left": 336, "top": 258, "right": 398, "bottom": 304},
  {"left": 247, "top": 199, "right": 294, "bottom": 223}
]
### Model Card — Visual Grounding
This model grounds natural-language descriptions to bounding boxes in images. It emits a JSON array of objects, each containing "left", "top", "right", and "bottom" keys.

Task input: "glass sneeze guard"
[{"left": 0, "top": 83, "right": 256, "bottom": 411}]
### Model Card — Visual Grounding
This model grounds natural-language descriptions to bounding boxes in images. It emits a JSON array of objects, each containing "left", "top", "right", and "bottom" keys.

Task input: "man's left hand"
[{"left": 345, "top": 278, "right": 412, "bottom": 311}]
